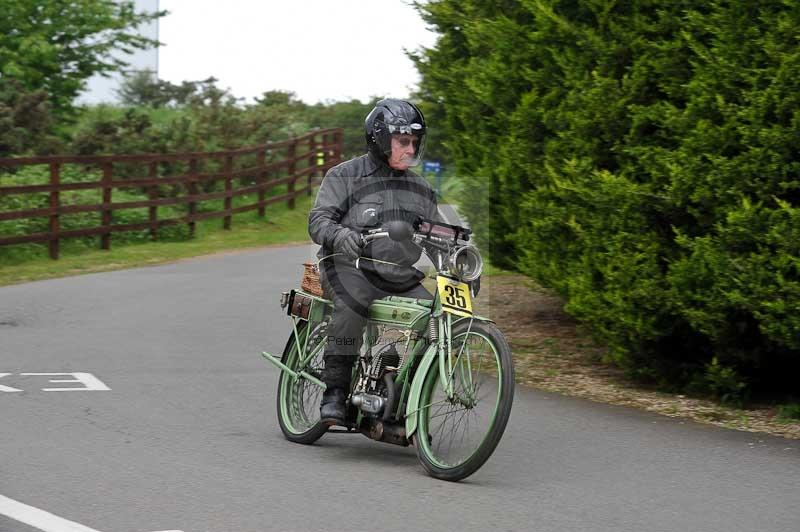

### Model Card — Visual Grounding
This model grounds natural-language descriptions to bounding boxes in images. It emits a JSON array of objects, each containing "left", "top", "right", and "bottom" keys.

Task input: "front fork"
[{"left": 435, "top": 313, "right": 476, "bottom": 402}]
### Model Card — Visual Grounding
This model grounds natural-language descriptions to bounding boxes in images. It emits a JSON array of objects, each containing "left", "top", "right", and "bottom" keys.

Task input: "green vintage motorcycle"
[{"left": 261, "top": 218, "right": 514, "bottom": 481}]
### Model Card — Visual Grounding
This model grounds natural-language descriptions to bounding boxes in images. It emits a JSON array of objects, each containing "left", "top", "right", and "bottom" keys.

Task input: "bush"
[
  {"left": 777, "top": 403, "right": 800, "bottom": 422},
  {"left": 0, "top": 78, "right": 63, "bottom": 157},
  {"left": 415, "top": 0, "right": 800, "bottom": 395},
  {"left": 686, "top": 357, "right": 749, "bottom": 407}
]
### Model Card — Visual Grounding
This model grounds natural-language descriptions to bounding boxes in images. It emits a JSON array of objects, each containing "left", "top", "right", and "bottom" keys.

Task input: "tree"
[
  {"left": 0, "top": 77, "right": 61, "bottom": 156},
  {"left": 116, "top": 69, "right": 170, "bottom": 107},
  {"left": 0, "top": 0, "right": 165, "bottom": 117},
  {"left": 117, "top": 71, "right": 223, "bottom": 108},
  {"left": 302, "top": 98, "right": 379, "bottom": 158},
  {"left": 254, "top": 90, "right": 304, "bottom": 108}
]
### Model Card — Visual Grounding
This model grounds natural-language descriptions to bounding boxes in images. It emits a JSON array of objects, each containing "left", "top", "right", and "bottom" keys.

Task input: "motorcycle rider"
[{"left": 308, "top": 98, "right": 441, "bottom": 424}]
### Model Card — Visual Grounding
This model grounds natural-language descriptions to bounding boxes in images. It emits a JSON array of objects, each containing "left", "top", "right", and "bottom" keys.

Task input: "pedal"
[
  {"left": 320, "top": 418, "right": 357, "bottom": 431},
  {"left": 326, "top": 427, "right": 359, "bottom": 434}
]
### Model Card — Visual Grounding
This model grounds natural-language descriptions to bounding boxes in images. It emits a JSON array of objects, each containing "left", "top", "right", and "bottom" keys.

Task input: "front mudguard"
[
  {"left": 404, "top": 314, "right": 493, "bottom": 440},
  {"left": 404, "top": 342, "right": 438, "bottom": 441}
]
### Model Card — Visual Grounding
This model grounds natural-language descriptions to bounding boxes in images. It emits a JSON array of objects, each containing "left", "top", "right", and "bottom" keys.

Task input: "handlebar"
[
  {"left": 360, "top": 218, "right": 470, "bottom": 247},
  {"left": 361, "top": 229, "right": 452, "bottom": 250},
  {"left": 361, "top": 230, "right": 389, "bottom": 245},
  {"left": 343, "top": 219, "right": 481, "bottom": 283}
]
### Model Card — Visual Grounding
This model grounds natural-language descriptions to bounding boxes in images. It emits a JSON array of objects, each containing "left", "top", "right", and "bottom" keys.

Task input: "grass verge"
[
  {"left": 0, "top": 196, "right": 513, "bottom": 288},
  {"left": 0, "top": 196, "right": 315, "bottom": 287}
]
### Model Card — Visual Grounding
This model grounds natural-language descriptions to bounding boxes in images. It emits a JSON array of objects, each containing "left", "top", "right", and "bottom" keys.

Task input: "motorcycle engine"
[
  {"left": 369, "top": 343, "right": 401, "bottom": 379},
  {"left": 352, "top": 342, "right": 403, "bottom": 416}
]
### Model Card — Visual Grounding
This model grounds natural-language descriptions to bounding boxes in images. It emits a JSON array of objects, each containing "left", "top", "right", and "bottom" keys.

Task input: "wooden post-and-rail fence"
[{"left": 0, "top": 128, "right": 343, "bottom": 260}]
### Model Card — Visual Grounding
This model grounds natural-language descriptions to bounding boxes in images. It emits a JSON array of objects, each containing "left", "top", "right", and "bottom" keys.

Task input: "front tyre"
[
  {"left": 414, "top": 319, "right": 515, "bottom": 481},
  {"left": 276, "top": 321, "right": 329, "bottom": 444}
]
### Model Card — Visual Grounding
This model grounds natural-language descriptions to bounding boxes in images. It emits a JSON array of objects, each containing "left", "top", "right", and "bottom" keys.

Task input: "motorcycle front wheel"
[
  {"left": 276, "top": 320, "right": 329, "bottom": 444},
  {"left": 414, "top": 319, "right": 515, "bottom": 481}
]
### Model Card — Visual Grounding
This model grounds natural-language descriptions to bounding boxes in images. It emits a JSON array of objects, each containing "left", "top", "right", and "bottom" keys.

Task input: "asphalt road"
[{"left": 2, "top": 244, "right": 798, "bottom": 532}]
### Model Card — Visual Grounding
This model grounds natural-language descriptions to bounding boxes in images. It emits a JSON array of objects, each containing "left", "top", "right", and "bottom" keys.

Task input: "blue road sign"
[{"left": 423, "top": 160, "right": 442, "bottom": 174}]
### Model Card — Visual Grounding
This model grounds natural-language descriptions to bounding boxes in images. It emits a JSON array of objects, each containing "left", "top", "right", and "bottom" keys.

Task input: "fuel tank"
[{"left": 368, "top": 296, "right": 432, "bottom": 329}]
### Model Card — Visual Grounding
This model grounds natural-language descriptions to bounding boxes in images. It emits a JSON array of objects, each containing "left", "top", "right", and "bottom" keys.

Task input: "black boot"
[{"left": 320, "top": 387, "right": 347, "bottom": 425}]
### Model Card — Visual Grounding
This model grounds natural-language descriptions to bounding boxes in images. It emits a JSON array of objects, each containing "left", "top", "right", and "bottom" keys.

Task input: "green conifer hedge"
[{"left": 414, "top": 0, "right": 800, "bottom": 395}]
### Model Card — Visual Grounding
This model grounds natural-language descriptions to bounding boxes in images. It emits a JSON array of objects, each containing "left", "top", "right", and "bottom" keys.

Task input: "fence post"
[
  {"left": 101, "top": 162, "right": 113, "bottom": 250},
  {"left": 257, "top": 149, "right": 266, "bottom": 218},
  {"left": 48, "top": 162, "right": 60, "bottom": 260},
  {"left": 287, "top": 141, "right": 296, "bottom": 210},
  {"left": 224, "top": 155, "right": 233, "bottom": 229},
  {"left": 307, "top": 134, "right": 317, "bottom": 195},
  {"left": 312, "top": 133, "right": 327, "bottom": 195},
  {"left": 148, "top": 161, "right": 158, "bottom": 240},
  {"left": 187, "top": 158, "right": 198, "bottom": 237},
  {"left": 324, "top": 132, "right": 331, "bottom": 167},
  {"left": 334, "top": 129, "right": 343, "bottom": 164}
]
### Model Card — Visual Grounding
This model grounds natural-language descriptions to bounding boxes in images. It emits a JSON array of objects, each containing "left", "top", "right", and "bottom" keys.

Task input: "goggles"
[{"left": 387, "top": 122, "right": 424, "bottom": 135}]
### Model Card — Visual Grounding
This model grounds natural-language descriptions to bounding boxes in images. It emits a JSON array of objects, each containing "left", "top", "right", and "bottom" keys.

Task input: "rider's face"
[{"left": 388, "top": 134, "right": 418, "bottom": 171}]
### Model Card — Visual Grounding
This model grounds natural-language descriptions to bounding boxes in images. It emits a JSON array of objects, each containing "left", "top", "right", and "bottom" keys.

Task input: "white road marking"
[
  {"left": 1, "top": 493, "right": 104, "bottom": 532},
  {"left": 18, "top": 373, "right": 111, "bottom": 391},
  {"left": 0, "top": 494, "right": 183, "bottom": 532},
  {"left": 0, "top": 373, "right": 23, "bottom": 392}
]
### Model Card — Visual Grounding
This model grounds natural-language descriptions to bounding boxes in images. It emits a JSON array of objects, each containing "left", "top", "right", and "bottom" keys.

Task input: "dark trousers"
[{"left": 320, "top": 260, "right": 432, "bottom": 390}]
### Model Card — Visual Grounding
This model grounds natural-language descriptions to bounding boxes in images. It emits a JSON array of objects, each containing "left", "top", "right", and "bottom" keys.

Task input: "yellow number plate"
[{"left": 437, "top": 276, "right": 473, "bottom": 317}]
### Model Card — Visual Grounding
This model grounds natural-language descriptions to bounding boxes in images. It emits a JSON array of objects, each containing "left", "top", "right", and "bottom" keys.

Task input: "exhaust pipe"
[
  {"left": 382, "top": 372, "right": 397, "bottom": 422},
  {"left": 361, "top": 419, "right": 409, "bottom": 447}
]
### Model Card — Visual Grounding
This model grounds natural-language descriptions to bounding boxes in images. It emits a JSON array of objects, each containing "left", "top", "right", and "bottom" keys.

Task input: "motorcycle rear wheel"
[
  {"left": 414, "top": 319, "right": 515, "bottom": 481},
  {"left": 276, "top": 321, "right": 329, "bottom": 444}
]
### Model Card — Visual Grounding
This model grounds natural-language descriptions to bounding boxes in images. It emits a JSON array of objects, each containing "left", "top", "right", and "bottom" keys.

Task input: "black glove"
[{"left": 331, "top": 228, "right": 363, "bottom": 261}]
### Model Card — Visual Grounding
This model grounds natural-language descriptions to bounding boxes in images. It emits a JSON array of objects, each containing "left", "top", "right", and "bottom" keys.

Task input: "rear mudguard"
[{"left": 404, "top": 315, "right": 493, "bottom": 440}]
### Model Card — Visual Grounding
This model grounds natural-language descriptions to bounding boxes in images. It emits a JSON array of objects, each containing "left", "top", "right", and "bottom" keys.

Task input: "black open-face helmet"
[{"left": 365, "top": 98, "right": 426, "bottom": 166}]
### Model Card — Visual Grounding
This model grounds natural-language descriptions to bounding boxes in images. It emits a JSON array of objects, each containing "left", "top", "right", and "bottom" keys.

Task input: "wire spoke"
[{"left": 286, "top": 331, "right": 326, "bottom": 431}]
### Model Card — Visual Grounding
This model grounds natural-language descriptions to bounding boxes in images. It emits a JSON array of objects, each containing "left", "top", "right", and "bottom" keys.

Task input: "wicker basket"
[{"left": 300, "top": 262, "right": 324, "bottom": 297}]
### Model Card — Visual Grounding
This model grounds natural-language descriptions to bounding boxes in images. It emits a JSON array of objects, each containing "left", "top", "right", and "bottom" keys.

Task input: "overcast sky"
[{"left": 158, "top": 0, "right": 439, "bottom": 104}]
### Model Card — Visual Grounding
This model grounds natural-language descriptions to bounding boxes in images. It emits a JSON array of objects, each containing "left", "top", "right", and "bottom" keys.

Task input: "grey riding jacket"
[{"left": 308, "top": 153, "right": 440, "bottom": 280}]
